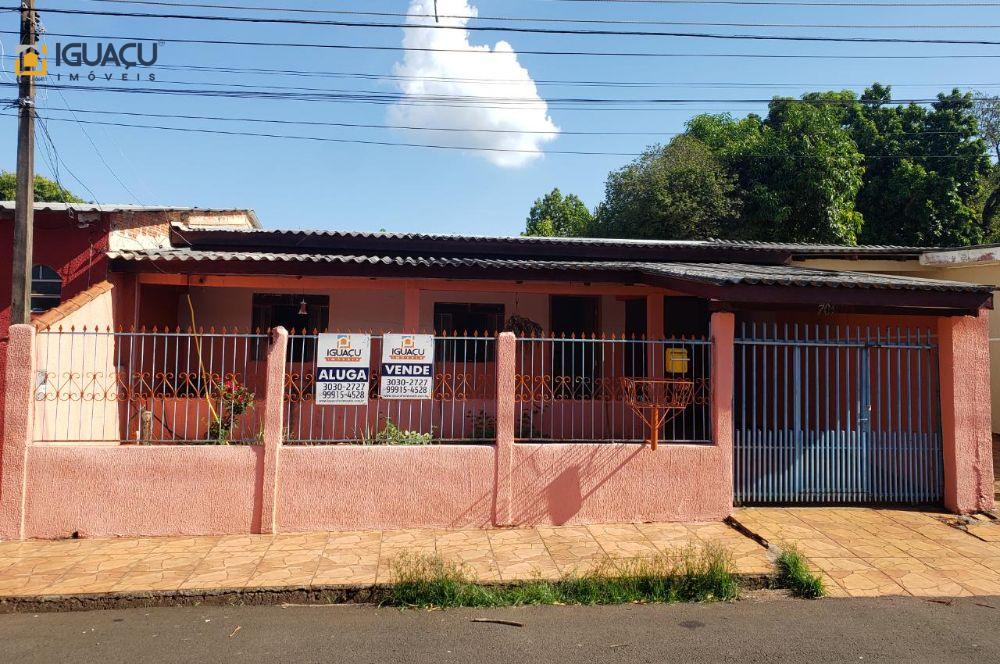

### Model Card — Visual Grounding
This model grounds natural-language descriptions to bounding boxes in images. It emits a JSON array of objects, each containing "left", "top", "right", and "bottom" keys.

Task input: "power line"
[
  {"left": 9, "top": 81, "right": 989, "bottom": 112},
  {"left": 6, "top": 53, "right": 996, "bottom": 89},
  {"left": 37, "top": 104, "right": 989, "bottom": 139},
  {"left": 15, "top": 111, "right": 988, "bottom": 160},
  {"left": 28, "top": 6, "right": 1000, "bottom": 45},
  {"left": 51, "top": 88, "right": 143, "bottom": 203},
  {"left": 68, "top": 0, "right": 1000, "bottom": 29},
  {"left": 12, "top": 29, "right": 1000, "bottom": 59},
  {"left": 544, "top": 0, "right": 1000, "bottom": 6}
]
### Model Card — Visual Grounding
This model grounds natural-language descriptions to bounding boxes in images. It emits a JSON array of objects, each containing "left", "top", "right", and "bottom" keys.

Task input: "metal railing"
[
  {"left": 514, "top": 336, "right": 712, "bottom": 443},
  {"left": 734, "top": 322, "right": 943, "bottom": 504},
  {"left": 283, "top": 332, "right": 497, "bottom": 444},
  {"left": 33, "top": 327, "right": 268, "bottom": 444}
]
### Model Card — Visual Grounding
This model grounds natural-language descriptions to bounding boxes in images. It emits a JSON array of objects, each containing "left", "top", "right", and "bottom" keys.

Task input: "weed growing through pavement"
[
  {"left": 775, "top": 545, "right": 826, "bottom": 599},
  {"left": 380, "top": 545, "right": 740, "bottom": 608}
]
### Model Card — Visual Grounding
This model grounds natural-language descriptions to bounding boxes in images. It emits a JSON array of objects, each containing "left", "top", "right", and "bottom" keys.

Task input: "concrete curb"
[{"left": 0, "top": 573, "right": 777, "bottom": 614}]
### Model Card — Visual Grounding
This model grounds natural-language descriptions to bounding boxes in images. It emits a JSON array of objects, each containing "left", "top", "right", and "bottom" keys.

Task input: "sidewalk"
[
  {"left": 733, "top": 507, "right": 1000, "bottom": 597},
  {"left": 1, "top": 509, "right": 998, "bottom": 604},
  {"left": 0, "top": 521, "right": 770, "bottom": 600}
]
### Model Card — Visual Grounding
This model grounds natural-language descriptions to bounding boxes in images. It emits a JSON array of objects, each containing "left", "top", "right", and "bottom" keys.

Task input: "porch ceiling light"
[{"left": 298, "top": 299, "right": 308, "bottom": 316}]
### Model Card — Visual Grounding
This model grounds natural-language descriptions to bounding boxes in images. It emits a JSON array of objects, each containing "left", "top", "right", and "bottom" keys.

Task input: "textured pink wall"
[
  {"left": 938, "top": 311, "right": 995, "bottom": 513},
  {"left": 24, "top": 445, "right": 263, "bottom": 538},
  {"left": 0, "top": 325, "right": 35, "bottom": 539},
  {"left": 509, "top": 443, "right": 730, "bottom": 524},
  {"left": 276, "top": 445, "right": 496, "bottom": 532}
]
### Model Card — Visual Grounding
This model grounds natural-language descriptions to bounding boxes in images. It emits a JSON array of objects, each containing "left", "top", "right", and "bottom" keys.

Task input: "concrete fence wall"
[{"left": 1, "top": 309, "right": 992, "bottom": 540}]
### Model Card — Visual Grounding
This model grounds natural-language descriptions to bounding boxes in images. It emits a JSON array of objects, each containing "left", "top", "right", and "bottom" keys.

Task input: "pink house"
[{"left": 0, "top": 204, "right": 994, "bottom": 540}]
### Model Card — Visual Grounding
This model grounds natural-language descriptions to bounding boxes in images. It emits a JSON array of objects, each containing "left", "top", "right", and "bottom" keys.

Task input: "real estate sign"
[
  {"left": 315, "top": 333, "right": 371, "bottom": 406},
  {"left": 379, "top": 333, "right": 434, "bottom": 400}
]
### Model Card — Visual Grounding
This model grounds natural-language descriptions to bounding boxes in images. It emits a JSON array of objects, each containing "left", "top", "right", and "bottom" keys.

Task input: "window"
[
  {"left": 30, "top": 265, "right": 61, "bottom": 313},
  {"left": 663, "top": 297, "right": 710, "bottom": 338},
  {"left": 550, "top": 296, "right": 601, "bottom": 397},
  {"left": 433, "top": 302, "right": 504, "bottom": 362},
  {"left": 251, "top": 294, "right": 330, "bottom": 361}
]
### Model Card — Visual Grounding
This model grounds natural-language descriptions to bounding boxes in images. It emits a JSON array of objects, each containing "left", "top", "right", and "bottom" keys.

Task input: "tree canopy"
[
  {"left": 524, "top": 84, "right": 1000, "bottom": 247},
  {"left": 0, "top": 170, "right": 85, "bottom": 203},
  {"left": 589, "top": 135, "right": 740, "bottom": 240},
  {"left": 523, "top": 188, "right": 592, "bottom": 237}
]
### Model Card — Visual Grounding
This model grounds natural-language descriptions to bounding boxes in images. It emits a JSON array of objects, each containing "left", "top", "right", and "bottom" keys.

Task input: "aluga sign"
[
  {"left": 315, "top": 333, "right": 371, "bottom": 406},
  {"left": 380, "top": 334, "right": 435, "bottom": 400}
]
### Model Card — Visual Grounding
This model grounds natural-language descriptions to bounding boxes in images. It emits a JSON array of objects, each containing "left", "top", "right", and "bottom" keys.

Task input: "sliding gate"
[{"left": 734, "top": 323, "right": 943, "bottom": 505}]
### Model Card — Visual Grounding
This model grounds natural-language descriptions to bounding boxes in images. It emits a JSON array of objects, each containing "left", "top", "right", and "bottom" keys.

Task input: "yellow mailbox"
[{"left": 664, "top": 347, "right": 690, "bottom": 374}]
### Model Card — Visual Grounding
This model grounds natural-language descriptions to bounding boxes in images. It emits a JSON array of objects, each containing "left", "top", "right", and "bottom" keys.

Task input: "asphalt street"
[{"left": 2, "top": 595, "right": 999, "bottom": 663}]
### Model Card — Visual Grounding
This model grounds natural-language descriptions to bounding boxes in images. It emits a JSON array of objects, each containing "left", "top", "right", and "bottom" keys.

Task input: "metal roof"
[
  {"left": 0, "top": 202, "right": 262, "bottom": 228},
  {"left": 107, "top": 249, "right": 989, "bottom": 294},
  {"left": 170, "top": 226, "right": 928, "bottom": 257}
]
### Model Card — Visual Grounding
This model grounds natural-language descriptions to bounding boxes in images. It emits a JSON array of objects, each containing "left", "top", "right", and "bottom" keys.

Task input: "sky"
[{"left": 2, "top": 0, "right": 1000, "bottom": 236}]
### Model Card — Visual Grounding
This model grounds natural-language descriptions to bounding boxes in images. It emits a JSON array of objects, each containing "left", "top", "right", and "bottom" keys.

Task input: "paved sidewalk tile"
[
  {"left": 0, "top": 521, "right": 771, "bottom": 598},
  {"left": 734, "top": 507, "right": 1000, "bottom": 597}
]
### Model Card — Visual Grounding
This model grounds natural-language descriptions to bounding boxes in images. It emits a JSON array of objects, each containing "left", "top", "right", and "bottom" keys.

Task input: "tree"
[
  {"left": 590, "top": 135, "right": 740, "bottom": 240},
  {"left": 0, "top": 170, "right": 85, "bottom": 203},
  {"left": 850, "top": 87, "right": 991, "bottom": 246},
  {"left": 688, "top": 94, "right": 865, "bottom": 244},
  {"left": 523, "top": 188, "right": 592, "bottom": 237},
  {"left": 974, "top": 92, "right": 1000, "bottom": 163}
]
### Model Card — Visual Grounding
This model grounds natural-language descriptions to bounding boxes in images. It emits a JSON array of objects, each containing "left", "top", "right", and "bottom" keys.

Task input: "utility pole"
[{"left": 11, "top": 0, "right": 37, "bottom": 325}]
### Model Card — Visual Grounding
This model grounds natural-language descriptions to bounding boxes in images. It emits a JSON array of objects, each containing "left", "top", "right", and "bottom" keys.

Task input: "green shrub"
[
  {"left": 361, "top": 418, "right": 434, "bottom": 445},
  {"left": 776, "top": 546, "right": 825, "bottom": 599},
  {"left": 381, "top": 546, "right": 739, "bottom": 609}
]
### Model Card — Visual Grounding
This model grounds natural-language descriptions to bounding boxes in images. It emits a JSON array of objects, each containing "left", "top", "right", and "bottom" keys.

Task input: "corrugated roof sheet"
[
  {"left": 107, "top": 249, "right": 989, "bottom": 293},
  {"left": 171, "top": 226, "right": 928, "bottom": 256},
  {"left": 0, "top": 202, "right": 262, "bottom": 228}
]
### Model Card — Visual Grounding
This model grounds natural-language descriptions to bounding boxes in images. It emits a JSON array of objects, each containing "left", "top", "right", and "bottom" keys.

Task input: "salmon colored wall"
[
  {"left": 23, "top": 445, "right": 263, "bottom": 538},
  {"left": 938, "top": 311, "right": 995, "bottom": 513},
  {"left": 508, "top": 443, "right": 730, "bottom": 524},
  {"left": 276, "top": 446, "right": 496, "bottom": 532}
]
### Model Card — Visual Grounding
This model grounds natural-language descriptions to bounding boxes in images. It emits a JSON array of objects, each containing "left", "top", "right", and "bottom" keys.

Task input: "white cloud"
[{"left": 388, "top": 0, "right": 560, "bottom": 168}]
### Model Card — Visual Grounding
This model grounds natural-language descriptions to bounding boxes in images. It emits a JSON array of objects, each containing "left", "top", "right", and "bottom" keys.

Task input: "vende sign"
[
  {"left": 379, "top": 333, "right": 434, "bottom": 400},
  {"left": 315, "top": 333, "right": 371, "bottom": 406}
]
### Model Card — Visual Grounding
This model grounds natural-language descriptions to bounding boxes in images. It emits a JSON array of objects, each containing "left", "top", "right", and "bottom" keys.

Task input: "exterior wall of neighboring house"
[{"left": 0, "top": 207, "right": 259, "bottom": 445}]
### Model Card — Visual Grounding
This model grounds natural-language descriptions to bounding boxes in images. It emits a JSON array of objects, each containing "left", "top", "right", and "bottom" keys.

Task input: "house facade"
[{"left": 0, "top": 204, "right": 994, "bottom": 540}]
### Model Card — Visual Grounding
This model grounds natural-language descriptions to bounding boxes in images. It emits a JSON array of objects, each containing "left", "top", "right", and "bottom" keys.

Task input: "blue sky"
[{"left": 2, "top": 0, "right": 999, "bottom": 236}]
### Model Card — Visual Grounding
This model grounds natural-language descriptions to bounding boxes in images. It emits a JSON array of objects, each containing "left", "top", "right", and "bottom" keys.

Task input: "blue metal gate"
[{"left": 734, "top": 322, "right": 943, "bottom": 505}]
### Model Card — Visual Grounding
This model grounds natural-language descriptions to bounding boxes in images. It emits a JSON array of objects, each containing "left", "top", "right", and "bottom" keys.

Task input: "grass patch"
[
  {"left": 380, "top": 545, "right": 739, "bottom": 609},
  {"left": 775, "top": 546, "right": 825, "bottom": 599}
]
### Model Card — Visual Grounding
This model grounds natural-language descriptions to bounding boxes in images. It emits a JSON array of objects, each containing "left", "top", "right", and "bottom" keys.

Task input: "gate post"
[
  {"left": 494, "top": 332, "right": 516, "bottom": 526},
  {"left": 710, "top": 311, "right": 735, "bottom": 513},
  {"left": 938, "top": 311, "right": 994, "bottom": 513},
  {"left": 0, "top": 324, "right": 35, "bottom": 540},
  {"left": 258, "top": 325, "right": 288, "bottom": 534}
]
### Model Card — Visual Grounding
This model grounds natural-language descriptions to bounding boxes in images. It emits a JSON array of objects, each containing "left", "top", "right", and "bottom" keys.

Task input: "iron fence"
[
  {"left": 283, "top": 332, "right": 496, "bottom": 444},
  {"left": 734, "top": 322, "right": 943, "bottom": 504},
  {"left": 514, "top": 336, "right": 712, "bottom": 443},
  {"left": 33, "top": 327, "right": 268, "bottom": 444}
]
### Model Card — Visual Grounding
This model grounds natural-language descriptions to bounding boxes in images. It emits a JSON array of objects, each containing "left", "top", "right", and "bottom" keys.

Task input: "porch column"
[
  {"left": 0, "top": 324, "right": 36, "bottom": 540},
  {"left": 938, "top": 310, "right": 994, "bottom": 513},
  {"left": 710, "top": 311, "right": 735, "bottom": 514},
  {"left": 258, "top": 325, "right": 288, "bottom": 534},
  {"left": 494, "top": 331, "right": 516, "bottom": 526},
  {"left": 646, "top": 294, "right": 664, "bottom": 340},
  {"left": 404, "top": 285, "right": 421, "bottom": 333}
]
